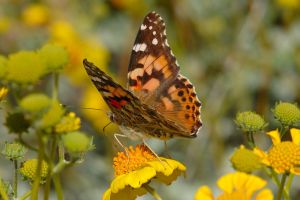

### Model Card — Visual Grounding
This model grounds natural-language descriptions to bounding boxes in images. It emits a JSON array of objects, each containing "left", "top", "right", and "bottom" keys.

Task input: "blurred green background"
[{"left": 0, "top": 0, "right": 300, "bottom": 199}]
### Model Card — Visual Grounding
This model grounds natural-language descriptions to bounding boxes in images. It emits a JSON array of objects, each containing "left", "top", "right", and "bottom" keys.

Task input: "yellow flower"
[
  {"left": 230, "top": 145, "right": 261, "bottom": 173},
  {"left": 20, "top": 93, "right": 50, "bottom": 113},
  {"left": 0, "top": 17, "right": 10, "bottom": 33},
  {"left": 103, "top": 145, "right": 186, "bottom": 200},
  {"left": 0, "top": 87, "right": 8, "bottom": 102},
  {"left": 194, "top": 172, "right": 273, "bottom": 200},
  {"left": 19, "top": 159, "right": 49, "bottom": 183},
  {"left": 49, "top": 20, "right": 110, "bottom": 85},
  {"left": 22, "top": 4, "right": 50, "bottom": 26},
  {"left": 254, "top": 129, "right": 300, "bottom": 175},
  {"left": 276, "top": 0, "right": 300, "bottom": 9},
  {"left": 55, "top": 112, "right": 81, "bottom": 133},
  {"left": 81, "top": 86, "right": 117, "bottom": 133},
  {"left": 6, "top": 51, "right": 47, "bottom": 84},
  {"left": 40, "top": 100, "right": 65, "bottom": 128}
]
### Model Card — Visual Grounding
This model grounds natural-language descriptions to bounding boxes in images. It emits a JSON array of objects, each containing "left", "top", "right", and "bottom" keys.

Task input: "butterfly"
[{"left": 83, "top": 11, "right": 202, "bottom": 140}]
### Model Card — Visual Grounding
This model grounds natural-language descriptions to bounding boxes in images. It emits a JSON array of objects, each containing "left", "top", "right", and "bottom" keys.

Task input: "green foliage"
[
  {"left": 0, "top": 43, "right": 92, "bottom": 200},
  {"left": 5, "top": 111, "right": 31, "bottom": 134}
]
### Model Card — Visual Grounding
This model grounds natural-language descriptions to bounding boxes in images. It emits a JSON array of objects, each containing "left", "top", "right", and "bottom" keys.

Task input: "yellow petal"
[
  {"left": 290, "top": 167, "right": 300, "bottom": 175},
  {"left": 217, "top": 173, "right": 234, "bottom": 193},
  {"left": 244, "top": 174, "right": 266, "bottom": 196},
  {"left": 147, "top": 158, "right": 186, "bottom": 185},
  {"left": 102, "top": 188, "right": 111, "bottom": 200},
  {"left": 253, "top": 148, "right": 270, "bottom": 166},
  {"left": 232, "top": 172, "right": 249, "bottom": 191},
  {"left": 194, "top": 186, "right": 214, "bottom": 200},
  {"left": 255, "top": 189, "right": 274, "bottom": 200},
  {"left": 291, "top": 128, "right": 300, "bottom": 145},
  {"left": 111, "top": 167, "right": 156, "bottom": 193},
  {"left": 107, "top": 186, "right": 147, "bottom": 200},
  {"left": 266, "top": 130, "right": 281, "bottom": 145}
]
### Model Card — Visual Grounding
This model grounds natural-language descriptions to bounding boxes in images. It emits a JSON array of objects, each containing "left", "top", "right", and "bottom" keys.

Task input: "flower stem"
[
  {"left": 264, "top": 168, "right": 289, "bottom": 199},
  {"left": 144, "top": 185, "right": 162, "bottom": 200},
  {"left": 53, "top": 175, "right": 63, "bottom": 200},
  {"left": 0, "top": 178, "right": 9, "bottom": 200},
  {"left": 19, "top": 190, "right": 32, "bottom": 200},
  {"left": 277, "top": 173, "right": 288, "bottom": 200},
  {"left": 44, "top": 136, "right": 58, "bottom": 200},
  {"left": 247, "top": 132, "right": 255, "bottom": 148},
  {"left": 52, "top": 73, "right": 59, "bottom": 100},
  {"left": 31, "top": 132, "right": 45, "bottom": 200},
  {"left": 13, "top": 160, "right": 18, "bottom": 198}
]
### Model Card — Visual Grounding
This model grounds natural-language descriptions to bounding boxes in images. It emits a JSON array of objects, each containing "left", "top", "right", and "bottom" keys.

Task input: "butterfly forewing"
[
  {"left": 128, "top": 12, "right": 179, "bottom": 101},
  {"left": 127, "top": 12, "right": 202, "bottom": 136}
]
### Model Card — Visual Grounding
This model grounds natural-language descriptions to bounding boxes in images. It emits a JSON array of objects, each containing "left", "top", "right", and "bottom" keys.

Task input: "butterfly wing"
[
  {"left": 127, "top": 12, "right": 202, "bottom": 136},
  {"left": 128, "top": 11, "right": 179, "bottom": 102},
  {"left": 83, "top": 59, "right": 143, "bottom": 127}
]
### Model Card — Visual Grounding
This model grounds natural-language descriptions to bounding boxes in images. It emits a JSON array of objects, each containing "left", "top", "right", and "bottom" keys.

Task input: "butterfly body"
[{"left": 83, "top": 11, "right": 202, "bottom": 140}]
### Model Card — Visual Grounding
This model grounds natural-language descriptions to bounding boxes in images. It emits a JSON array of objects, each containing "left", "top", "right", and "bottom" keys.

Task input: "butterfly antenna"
[
  {"left": 60, "top": 104, "right": 107, "bottom": 114},
  {"left": 81, "top": 107, "right": 106, "bottom": 112},
  {"left": 103, "top": 122, "right": 112, "bottom": 133}
]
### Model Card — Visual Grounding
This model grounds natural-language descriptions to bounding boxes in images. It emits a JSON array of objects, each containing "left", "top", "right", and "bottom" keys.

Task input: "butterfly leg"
[
  {"left": 113, "top": 133, "right": 130, "bottom": 157},
  {"left": 164, "top": 141, "right": 172, "bottom": 158},
  {"left": 142, "top": 139, "right": 168, "bottom": 168},
  {"left": 113, "top": 133, "right": 132, "bottom": 169}
]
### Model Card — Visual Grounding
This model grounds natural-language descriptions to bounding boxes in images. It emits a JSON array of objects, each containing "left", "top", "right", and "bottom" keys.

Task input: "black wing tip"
[
  {"left": 145, "top": 11, "right": 162, "bottom": 19},
  {"left": 83, "top": 58, "right": 91, "bottom": 66}
]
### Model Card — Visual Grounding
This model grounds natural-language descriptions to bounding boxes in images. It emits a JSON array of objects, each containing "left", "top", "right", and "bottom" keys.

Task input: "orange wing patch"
[
  {"left": 157, "top": 75, "right": 202, "bottom": 134},
  {"left": 128, "top": 54, "right": 176, "bottom": 94}
]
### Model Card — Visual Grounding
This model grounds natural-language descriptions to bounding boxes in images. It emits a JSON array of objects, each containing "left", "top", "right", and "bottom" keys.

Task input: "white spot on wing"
[
  {"left": 141, "top": 24, "right": 147, "bottom": 30},
  {"left": 153, "top": 31, "right": 156, "bottom": 35},
  {"left": 165, "top": 39, "right": 169, "bottom": 47},
  {"left": 149, "top": 26, "right": 152, "bottom": 30},
  {"left": 170, "top": 50, "right": 174, "bottom": 57},
  {"left": 140, "top": 43, "right": 147, "bottom": 51},
  {"left": 133, "top": 43, "right": 147, "bottom": 52},
  {"left": 152, "top": 38, "right": 158, "bottom": 45}
]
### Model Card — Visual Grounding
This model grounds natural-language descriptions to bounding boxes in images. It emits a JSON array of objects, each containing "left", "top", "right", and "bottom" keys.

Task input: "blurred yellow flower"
[
  {"left": 49, "top": 20, "right": 110, "bottom": 85},
  {"left": 276, "top": 0, "right": 300, "bottom": 9},
  {"left": 41, "top": 100, "right": 65, "bottom": 128},
  {"left": 6, "top": 51, "right": 47, "bottom": 84},
  {"left": 81, "top": 86, "right": 117, "bottom": 133},
  {"left": 0, "top": 87, "right": 8, "bottom": 102},
  {"left": 0, "top": 17, "right": 10, "bottom": 33},
  {"left": 194, "top": 172, "right": 273, "bottom": 200},
  {"left": 103, "top": 145, "right": 186, "bottom": 200},
  {"left": 55, "top": 112, "right": 81, "bottom": 133},
  {"left": 254, "top": 129, "right": 300, "bottom": 175},
  {"left": 22, "top": 4, "right": 50, "bottom": 26}
]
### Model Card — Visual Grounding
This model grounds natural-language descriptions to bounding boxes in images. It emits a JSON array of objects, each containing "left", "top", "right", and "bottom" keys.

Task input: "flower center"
[
  {"left": 268, "top": 141, "right": 300, "bottom": 173},
  {"left": 113, "top": 145, "right": 157, "bottom": 176}
]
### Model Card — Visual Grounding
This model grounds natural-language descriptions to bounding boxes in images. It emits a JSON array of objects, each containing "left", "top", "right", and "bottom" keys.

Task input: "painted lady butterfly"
[{"left": 83, "top": 11, "right": 202, "bottom": 140}]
